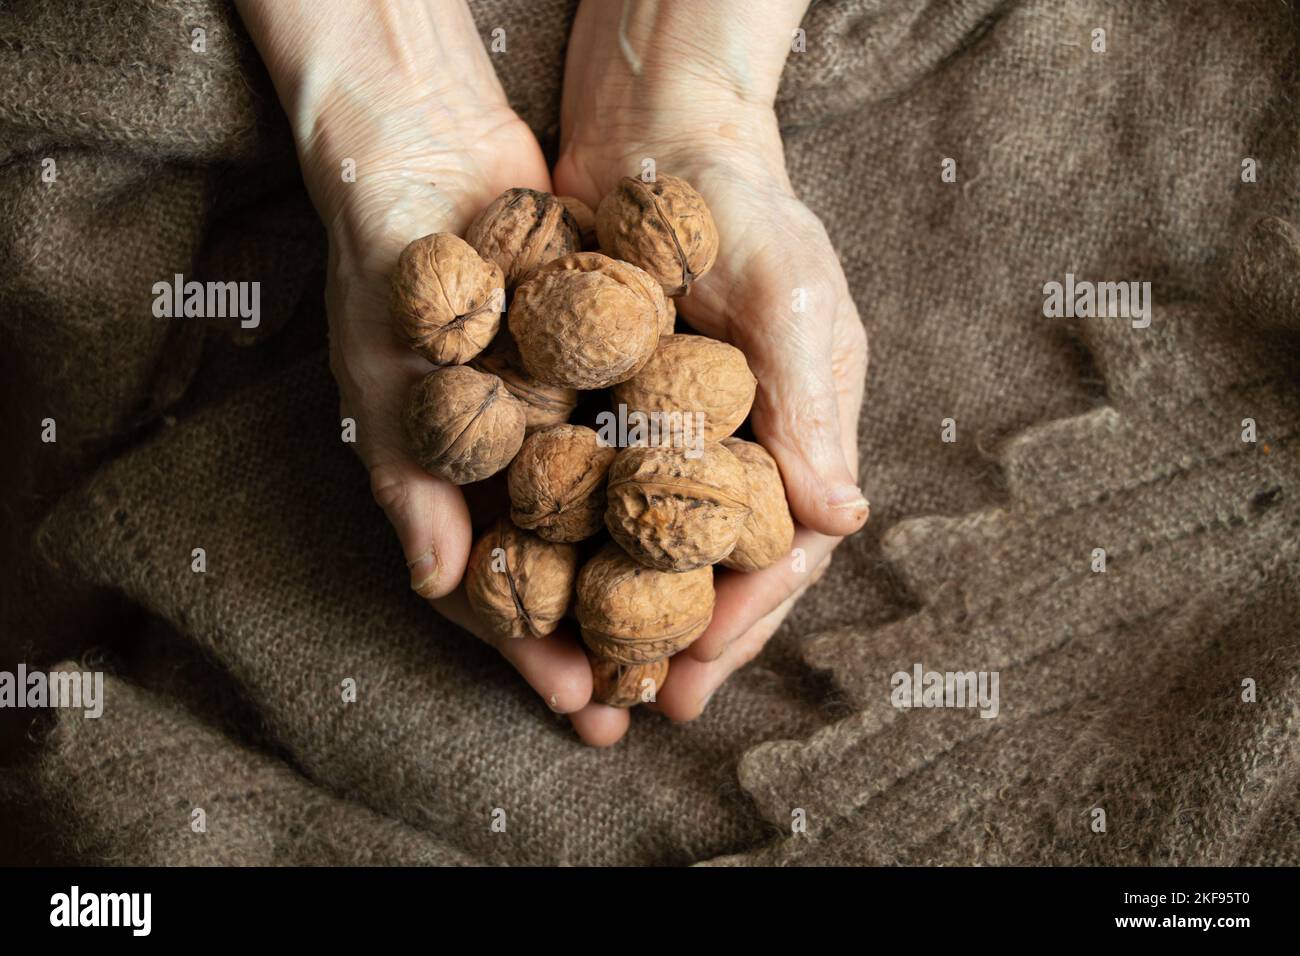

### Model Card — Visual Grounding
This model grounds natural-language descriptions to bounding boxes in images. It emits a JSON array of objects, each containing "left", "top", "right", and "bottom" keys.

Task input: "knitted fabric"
[{"left": 2, "top": 0, "right": 1297, "bottom": 865}]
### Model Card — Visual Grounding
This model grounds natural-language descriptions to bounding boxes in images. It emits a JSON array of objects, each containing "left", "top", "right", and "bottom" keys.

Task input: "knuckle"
[{"left": 370, "top": 465, "right": 409, "bottom": 516}]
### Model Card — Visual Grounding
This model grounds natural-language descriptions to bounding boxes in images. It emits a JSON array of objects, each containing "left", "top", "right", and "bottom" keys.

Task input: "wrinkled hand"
[
  {"left": 555, "top": 0, "right": 869, "bottom": 733},
  {"left": 238, "top": 0, "right": 624, "bottom": 744}
]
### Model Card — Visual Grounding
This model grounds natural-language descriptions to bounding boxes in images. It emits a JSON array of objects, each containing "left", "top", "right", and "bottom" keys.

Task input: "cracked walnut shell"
[
  {"left": 405, "top": 365, "right": 526, "bottom": 485},
  {"left": 391, "top": 233, "right": 503, "bottom": 365},
  {"left": 605, "top": 441, "right": 750, "bottom": 572},
  {"left": 596, "top": 174, "right": 719, "bottom": 296},
  {"left": 466, "top": 519, "right": 578, "bottom": 641},
  {"left": 465, "top": 188, "right": 582, "bottom": 289},
  {"left": 590, "top": 656, "right": 669, "bottom": 708},
  {"left": 508, "top": 252, "right": 666, "bottom": 389},
  {"left": 508, "top": 424, "right": 617, "bottom": 543},
  {"left": 576, "top": 543, "right": 714, "bottom": 664},
  {"left": 719, "top": 438, "right": 794, "bottom": 572},
  {"left": 612, "top": 334, "right": 756, "bottom": 443}
]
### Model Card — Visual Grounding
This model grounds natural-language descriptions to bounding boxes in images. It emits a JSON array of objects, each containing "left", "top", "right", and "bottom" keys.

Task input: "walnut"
[
  {"left": 557, "top": 195, "right": 597, "bottom": 250},
  {"left": 465, "top": 519, "right": 578, "bottom": 640},
  {"left": 508, "top": 424, "right": 617, "bottom": 542},
  {"left": 662, "top": 296, "right": 677, "bottom": 335},
  {"left": 596, "top": 174, "right": 719, "bottom": 296},
  {"left": 612, "top": 334, "right": 756, "bottom": 444},
  {"left": 719, "top": 439, "right": 794, "bottom": 572},
  {"left": 589, "top": 656, "right": 669, "bottom": 708},
  {"left": 465, "top": 188, "right": 582, "bottom": 289},
  {"left": 605, "top": 441, "right": 749, "bottom": 572},
  {"left": 405, "top": 365, "right": 526, "bottom": 484},
  {"left": 470, "top": 337, "right": 578, "bottom": 434},
  {"left": 390, "top": 233, "right": 503, "bottom": 365},
  {"left": 508, "top": 252, "right": 666, "bottom": 389},
  {"left": 576, "top": 543, "right": 714, "bottom": 663}
]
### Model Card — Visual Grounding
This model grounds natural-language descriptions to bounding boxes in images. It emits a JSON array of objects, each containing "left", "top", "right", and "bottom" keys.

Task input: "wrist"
[
  {"left": 564, "top": 0, "right": 806, "bottom": 109},
  {"left": 559, "top": 0, "right": 805, "bottom": 191},
  {"left": 237, "top": 0, "right": 511, "bottom": 226}
]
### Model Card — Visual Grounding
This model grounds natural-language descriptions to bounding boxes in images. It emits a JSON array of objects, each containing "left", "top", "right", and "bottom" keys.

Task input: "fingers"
[
  {"left": 338, "top": 348, "right": 476, "bottom": 600},
  {"left": 492, "top": 631, "right": 593, "bottom": 715},
  {"left": 432, "top": 590, "right": 593, "bottom": 715},
  {"left": 649, "top": 584, "right": 806, "bottom": 723},
  {"left": 369, "top": 457, "right": 474, "bottom": 599},
  {"left": 732, "top": 253, "right": 869, "bottom": 539},
  {"left": 435, "top": 590, "right": 629, "bottom": 748},
  {"left": 568, "top": 702, "right": 632, "bottom": 747},
  {"left": 686, "top": 528, "right": 837, "bottom": 662}
]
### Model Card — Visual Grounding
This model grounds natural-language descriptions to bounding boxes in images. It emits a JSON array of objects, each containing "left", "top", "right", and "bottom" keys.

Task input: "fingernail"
[
  {"left": 827, "top": 483, "right": 866, "bottom": 508},
  {"left": 408, "top": 547, "right": 440, "bottom": 597},
  {"left": 827, "top": 485, "right": 869, "bottom": 518},
  {"left": 548, "top": 694, "right": 560, "bottom": 711},
  {"left": 698, "top": 689, "right": 717, "bottom": 713}
]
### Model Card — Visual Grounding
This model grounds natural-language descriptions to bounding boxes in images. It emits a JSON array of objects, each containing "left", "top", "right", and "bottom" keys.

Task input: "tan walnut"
[
  {"left": 509, "top": 252, "right": 666, "bottom": 389},
  {"left": 557, "top": 195, "right": 597, "bottom": 250},
  {"left": 405, "top": 365, "right": 526, "bottom": 485},
  {"left": 465, "top": 188, "right": 582, "bottom": 289},
  {"left": 719, "top": 438, "right": 794, "bottom": 572},
  {"left": 470, "top": 337, "right": 578, "bottom": 434},
  {"left": 589, "top": 656, "right": 669, "bottom": 708},
  {"left": 465, "top": 519, "right": 578, "bottom": 641},
  {"left": 508, "top": 424, "right": 617, "bottom": 543},
  {"left": 390, "top": 233, "right": 503, "bottom": 365},
  {"left": 596, "top": 173, "right": 719, "bottom": 296},
  {"left": 605, "top": 441, "right": 750, "bottom": 572},
  {"left": 576, "top": 543, "right": 714, "bottom": 663},
  {"left": 661, "top": 296, "right": 677, "bottom": 336},
  {"left": 612, "top": 334, "right": 756, "bottom": 444}
]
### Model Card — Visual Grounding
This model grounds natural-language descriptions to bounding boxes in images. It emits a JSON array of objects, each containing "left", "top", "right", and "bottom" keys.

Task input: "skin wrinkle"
[
  {"left": 237, "top": 0, "right": 862, "bottom": 745},
  {"left": 614, "top": 1, "right": 770, "bottom": 107},
  {"left": 552, "top": 1, "right": 866, "bottom": 721}
]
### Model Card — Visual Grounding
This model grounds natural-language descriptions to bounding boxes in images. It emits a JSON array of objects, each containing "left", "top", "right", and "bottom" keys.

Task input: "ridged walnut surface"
[
  {"left": 508, "top": 424, "right": 618, "bottom": 543},
  {"left": 576, "top": 544, "right": 714, "bottom": 664},
  {"left": 466, "top": 520, "right": 578, "bottom": 641},
  {"left": 390, "top": 233, "right": 503, "bottom": 365},
  {"left": 471, "top": 338, "right": 578, "bottom": 434},
  {"left": 590, "top": 656, "right": 669, "bottom": 708},
  {"left": 612, "top": 334, "right": 756, "bottom": 444},
  {"left": 719, "top": 438, "right": 794, "bottom": 572},
  {"left": 508, "top": 253, "right": 665, "bottom": 389},
  {"left": 465, "top": 188, "right": 582, "bottom": 289},
  {"left": 405, "top": 365, "right": 526, "bottom": 485},
  {"left": 605, "top": 442, "right": 750, "bottom": 572},
  {"left": 595, "top": 174, "right": 719, "bottom": 296}
]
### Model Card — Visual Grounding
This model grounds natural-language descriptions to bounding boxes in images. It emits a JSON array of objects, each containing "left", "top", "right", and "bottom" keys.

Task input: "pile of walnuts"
[{"left": 391, "top": 175, "right": 794, "bottom": 710}]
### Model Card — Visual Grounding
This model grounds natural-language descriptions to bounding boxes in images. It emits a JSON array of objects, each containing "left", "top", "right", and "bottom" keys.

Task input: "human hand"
[
  {"left": 237, "top": 0, "right": 626, "bottom": 744},
  {"left": 555, "top": 0, "right": 869, "bottom": 731}
]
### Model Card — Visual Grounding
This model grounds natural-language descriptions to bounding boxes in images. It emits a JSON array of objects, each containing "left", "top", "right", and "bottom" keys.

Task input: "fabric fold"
[{"left": 9, "top": 662, "right": 478, "bottom": 866}]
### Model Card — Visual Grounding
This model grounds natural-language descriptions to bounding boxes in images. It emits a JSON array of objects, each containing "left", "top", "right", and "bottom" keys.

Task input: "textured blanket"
[{"left": 2, "top": 0, "right": 1297, "bottom": 866}]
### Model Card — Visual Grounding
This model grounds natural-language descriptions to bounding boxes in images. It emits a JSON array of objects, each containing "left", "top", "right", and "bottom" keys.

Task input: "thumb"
[
  {"left": 731, "top": 268, "right": 869, "bottom": 538},
  {"left": 329, "top": 267, "right": 475, "bottom": 600},
  {"left": 367, "top": 446, "right": 474, "bottom": 601}
]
